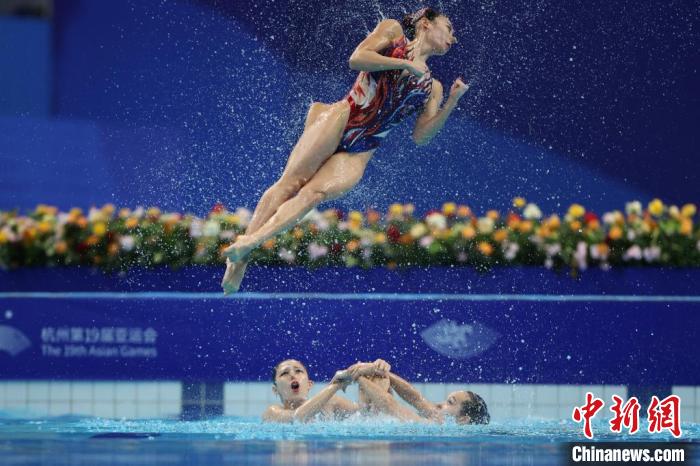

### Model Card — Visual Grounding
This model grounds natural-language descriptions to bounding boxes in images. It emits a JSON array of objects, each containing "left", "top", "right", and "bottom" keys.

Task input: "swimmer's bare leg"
[
  {"left": 224, "top": 150, "right": 372, "bottom": 263},
  {"left": 221, "top": 102, "right": 341, "bottom": 292}
]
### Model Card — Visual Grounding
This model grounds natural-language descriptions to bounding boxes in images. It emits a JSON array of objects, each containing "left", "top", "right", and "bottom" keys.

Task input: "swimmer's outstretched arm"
[
  {"left": 356, "top": 376, "right": 424, "bottom": 422},
  {"left": 386, "top": 372, "right": 438, "bottom": 419},
  {"left": 413, "top": 78, "right": 469, "bottom": 146},
  {"left": 349, "top": 19, "right": 422, "bottom": 74},
  {"left": 262, "top": 373, "right": 356, "bottom": 423}
]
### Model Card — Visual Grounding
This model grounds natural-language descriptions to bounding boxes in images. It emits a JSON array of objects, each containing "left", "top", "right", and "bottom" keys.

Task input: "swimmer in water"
[
  {"left": 262, "top": 358, "right": 393, "bottom": 422},
  {"left": 343, "top": 359, "right": 491, "bottom": 424},
  {"left": 222, "top": 7, "right": 468, "bottom": 294}
]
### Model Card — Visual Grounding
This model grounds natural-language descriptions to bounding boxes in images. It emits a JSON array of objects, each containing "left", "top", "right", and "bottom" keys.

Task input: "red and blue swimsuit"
[{"left": 336, "top": 35, "right": 433, "bottom": 153}]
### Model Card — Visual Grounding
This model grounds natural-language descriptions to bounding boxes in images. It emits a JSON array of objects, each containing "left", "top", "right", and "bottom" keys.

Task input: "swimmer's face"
[
  {"left": 273, "top": 359, "right": 312, "bottom": 403},
  {"left": 419, "top": 15, "right": 457, "bottom": 55},
  {"left": 436, "top": 390, "right": 473, "bottom": 424}
]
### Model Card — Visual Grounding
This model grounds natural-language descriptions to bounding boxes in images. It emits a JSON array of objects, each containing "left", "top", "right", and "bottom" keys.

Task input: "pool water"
[{"left": 1, "top": 415, "right": 698, "bottom": 465}]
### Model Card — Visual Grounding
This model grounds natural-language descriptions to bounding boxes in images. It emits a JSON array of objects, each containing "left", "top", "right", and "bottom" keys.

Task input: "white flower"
[
  {"left": 457, "top": 251, "right": 468, "bottom": 262},
  {"left": 203, "top": 220, "right": 221, "bottom": 237},
  {"left": 132, "top": 207, "right": 145, "bottom": 219},
  {"left": 307, "top": 242, "right": 328, "bottom": 260},
  {"left": 545, "top": 244, "right": 561, "bottom": 257},
  {"left": 625, "top": 201, "right": 642, "bottom": 216},
  {"left": 426, "top": 213, "right": 447, "bottom": 230},
  {"left": 477, "top": 217, "right": 494, "bottom": 234},
  {"left": 544, "top": 257, "right": 553, "bottom": 269},
  {"left": 697, "top": 240, "right": 700, "bottom": 252},
  {"left": 278, "top": 248, "right": 295, "bottom": 263},
  {"left": 623, "top": 245, "right": 642, "bottom": 261},
  {"left": 574, "top": 241, "right": 588, "bottom": 270},
  {"left": 523, "top": 203, "right": 542, "bottom": 220},
  {"left": 189, "top": 219, "right": 203, "bottom": 238},
  {"left": 627, "top": 230, "right": 636, "bottom": 241},
  {"left": 643, "top": 246, "right": 661, "bottom": 262},
  {"left": 235, "top": 207, "right": 252, "bottom": 227},
  {"left": 419, "top": 236, "right": 434, "bottom": 248},
  {"left": 410, "top": 223, "right": 428, "bottom": 239},
  {"left": 219, "top": 230, "right": 236, "bottom": 241},
  {"left": 119, "top": 235, "right": 135, "bottom": 252},
  {"left": 302, "top": 208, "right": 322, "bottom": 222},
  {"left": 602, "top": 212, "right": 617, "bottom": 225},
  {"left": 314, "top": 218, "right": 330, "bottom": 231},
  {"left": 503, "top": 242, "right": 519, "bottom": 261}
]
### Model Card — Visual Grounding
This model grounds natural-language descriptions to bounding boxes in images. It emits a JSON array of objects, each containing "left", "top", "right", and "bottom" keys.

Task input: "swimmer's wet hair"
[
  {"left": 272, "top": 359, "right": 308, "bottom": 384},
  {"left": 401, "top": 7, "right": 443, "bottom": 40},
  {"left": 460, "top": 391, "right": 490, "bottom": 425}
]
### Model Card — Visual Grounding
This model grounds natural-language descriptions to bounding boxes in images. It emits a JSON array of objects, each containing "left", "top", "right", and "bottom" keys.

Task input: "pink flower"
[
  {"left": 308, "top": 242, "right": 328, "bottom": 260},
  {"left": 419, "top": 236, "right": 434, "bottom": 248},
  {"left": 623, "top": 245, "right": 642, "bottom": 261}
]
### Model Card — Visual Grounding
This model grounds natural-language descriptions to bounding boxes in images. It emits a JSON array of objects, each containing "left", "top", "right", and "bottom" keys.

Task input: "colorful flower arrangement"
[{"left": 0, "top": 199, "right": 698, "bottom": 273}]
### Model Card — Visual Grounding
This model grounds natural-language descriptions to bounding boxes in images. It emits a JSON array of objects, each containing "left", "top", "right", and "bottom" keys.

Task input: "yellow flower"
[
  {"left": 38, "top": 221, "right": 52, "bottom": 234},
  {"left": 93, "top": 222, "right": 107, "bottom": 236},
  {"left": 493, "top": 229, "right": 508, "bottom": 242},
  {"left": 101, "top": 204, "right": 116, "bottom": 216},
  {"left": 374, "top": 232, "right": 387, "bottom": 244},
  {"left": 125, "top": 217, "right": 139, "bottom": 229},
  {"left": 389, "top": 203, "right": 404, "bottom": 217},
  {"left": 648, "top": 198, "right": 664, "bottom": 216},
  {"left": 681, "top": 203, "right": 696, "bottom": 218},
  {"left": 147, "top": 207, "right": 161, "bottom": 219},
  {"left": 226, "top": 214, "right": 240, "bottom": 225},
  {"left": 0, "top": 231, "right": 7, "bottom": 244},
  {"left": 348, "top": 219, "right": 362, "bottom": 231},
  {"left": 69, "top": 207, "right": 83, "bottom": 218},
  {"left": 512, "top": 197, "right": 526, "bottom": 209},
  {"left": 292, "top": 227, "right": 304, "bottom": 239},
  {"left": 410, "top": 223, "right": 428, "bottom": 239},
  {"left": 608, "top": 225, "right": 623, "bottom": 240},
  {"left": 457, "top": 205, "right": 472, "bottom": 217},
  {"left": 348, "top": 210, "right": 363, "bottom": 222},
  {"left": 568, "top": 204, "right": 585, "bottom": 218},
  {"left": 118, "top": 208, "right": 131, "bottom": 218},
  {"left": 486, "top": 210, "right": 500, "bottom": 221},
  {"left": 442, "top": 202, "right": 457, "bottom": 216},
  {"left": 680, "top": 218, "right": 693, "bottom": 236},
  {"left": 462, "top": 225, "right": 476, "bottom": 239},
  {"left": 477, "top": 241, "right": 493, "bottom": 256},
  {"left": 547, "top": 215, "right": 561, "bottom": 229}
]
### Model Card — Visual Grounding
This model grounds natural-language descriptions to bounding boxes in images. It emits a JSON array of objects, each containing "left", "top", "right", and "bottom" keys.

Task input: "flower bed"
[{"left": 0, "top": 199, "right": 698, "bottom": 272}]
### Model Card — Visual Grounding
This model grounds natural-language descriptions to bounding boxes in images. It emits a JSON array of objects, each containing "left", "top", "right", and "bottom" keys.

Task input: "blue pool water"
[{"left": 1, "top": 415, "right": 698, "bottom": 465}]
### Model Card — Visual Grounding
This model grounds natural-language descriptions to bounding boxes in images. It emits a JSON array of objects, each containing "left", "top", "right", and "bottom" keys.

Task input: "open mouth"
[{"left": 291, "top": 381, "right": 300, "bottom": 392}]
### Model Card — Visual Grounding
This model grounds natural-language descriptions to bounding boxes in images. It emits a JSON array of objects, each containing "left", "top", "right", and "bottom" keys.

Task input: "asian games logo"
[{"left": 0, "top": 325, "right": 32, "bottom": 357}]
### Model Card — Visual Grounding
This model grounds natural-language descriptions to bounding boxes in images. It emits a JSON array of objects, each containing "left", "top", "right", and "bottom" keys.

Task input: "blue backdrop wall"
[{"left": 1, "top": 0, "right": 697, "bottom": 215}]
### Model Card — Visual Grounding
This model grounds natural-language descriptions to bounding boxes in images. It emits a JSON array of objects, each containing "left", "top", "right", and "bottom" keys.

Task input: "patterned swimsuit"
[{"left": 336, "top": 35, "right": 433, "bottom": 153}]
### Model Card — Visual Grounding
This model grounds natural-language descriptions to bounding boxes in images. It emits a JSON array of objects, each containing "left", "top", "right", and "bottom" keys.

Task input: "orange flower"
[
  {"left": 346, "top": 240, "right": 359, "bottom": 252},
  {"left": 493, "top": 229, "right": 508, "bottom": 242},
  {"left": 457, "top": 205, "right": 472, "bottom": 217},
  {"left": 608, "top": 225, "right": 623, "bottom": 240},
  {"left": 85, "top": 235, "right": 99, "bottom": 246},
  {"left": 461, "top": 225, "right": 476, "bottom": 239},
  {"left": 366, "top": 209, "right": 381, "bottom": 225},
  {"left": 398, "top": 234, "right": 414, "bottom": 245},
  {"left": 23, "top": 228, "right": 37, "bottom": 241},
  {"left": 125, "top": 217, "right": 139, "bottom": 229},
  {"left": 77, "top": 217, "right": 88, "bottom": 228},
  {"left": 387, "top": 261, "right": 397, "bottom": 270},
  {"left": 101, "top": 204, "right": 116, "bottom": 217},
  {"left": 54, "top": 241, "right": 67, "bottom": 254},
  {"left": 569, "top": 220, "right": 582, "bottom": 232},
  {"left": 547, "top": 215, "right": 561, "bottom": 229},
  {"left": 680, "top": 218, "right": 693, "bottom": 236},
  {"left": 292, "top": 227, "right": 304, "bottom": 239},
  {"left": 108, "top": 242, "right": 120, "bottom": 256},
  {"left": 518, "top": 220, "right": 533, "bottom": 233},
  {"left": 262, "top": 238, "right": 276, "bottom": 250},
  {"left": 403, "top": 203, "right": 415, "bottom": 216},
  {"left": 587, "top": 219, "right": 600, "bottom": 231},
  {"left": 477, "top": 241, "right": 494, "bottom": 256},
  {"left": 486, "top": 210, "right": 500, "bottom": 221}
]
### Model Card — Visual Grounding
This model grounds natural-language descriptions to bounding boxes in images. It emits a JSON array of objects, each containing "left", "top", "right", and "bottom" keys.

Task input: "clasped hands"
[{"left": 331, "top": 358, "right": 391, "bottom": 390}]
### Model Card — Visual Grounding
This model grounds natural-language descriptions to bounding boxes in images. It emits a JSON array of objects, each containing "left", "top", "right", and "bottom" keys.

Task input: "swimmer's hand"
[
  {"left": 348, "top": 360, "right": 390, "bottom": 380},
  {"left": 449, "top": 77, "right": 470, "bottom": 100},
  {"left": 331, "top": 370, "right": 352, "bottom": 391},
  {"left": 372, "top": 358, "right": 391, "bottom": 374},
  {"left": 404, "top": 60, "right": 429, "bottom": 78}
]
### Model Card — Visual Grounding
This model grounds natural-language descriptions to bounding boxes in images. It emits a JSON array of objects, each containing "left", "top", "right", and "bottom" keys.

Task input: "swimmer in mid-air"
[{"left": 222, "top": 7, "right": 468, "bottom": 294}]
